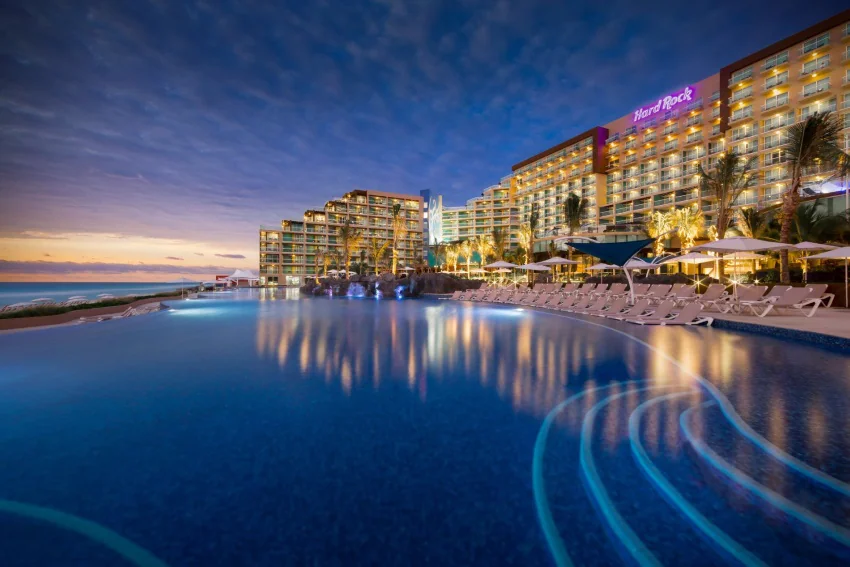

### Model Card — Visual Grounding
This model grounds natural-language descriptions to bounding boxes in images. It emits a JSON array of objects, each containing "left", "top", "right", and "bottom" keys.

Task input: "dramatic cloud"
[
  {"left": 215, "top": 253, "right": 247, "bottom": 259},
  {"left": 0, "top": 260, "right": 239, "bottom": 275},
  {"left": 0, "top": 0, "right": 841, "bottom": 280},
  {"left": 165, "top": 256, "right": 184, "bottom": 261}
]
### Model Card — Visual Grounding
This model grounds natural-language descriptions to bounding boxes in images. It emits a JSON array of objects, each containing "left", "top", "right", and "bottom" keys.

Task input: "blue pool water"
[
  {"left": 0, "top": 291, "right": 848, "bottom": 566},
  {"left": 0, "top": 282, "right": 189, "bottom": 307}
]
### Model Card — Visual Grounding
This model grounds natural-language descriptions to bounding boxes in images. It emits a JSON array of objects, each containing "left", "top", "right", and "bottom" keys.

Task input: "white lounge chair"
[
  {"left": 624, "top": 300, "right": 677, "bottom": 324},
  {"left": 740, "top": 287, "right": 820, "bottom": 318},
  {"left": 585, "top": 297, "right": 628, "bottom": 317},
  {"left": 630, "top": 302, "right": 713, "bottom": 326},
  {"left": 694, "top": 284, "right": 730, "bottom": 312},
  {"left": 806, "top": 284, "right": 835, "bottom": 308},
  {"left": 607, "top": 299, "right": 652, "bottom": 320}
]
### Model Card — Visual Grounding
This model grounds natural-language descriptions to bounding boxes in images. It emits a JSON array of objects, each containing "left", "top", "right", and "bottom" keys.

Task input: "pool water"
[{"left": 0, "top": 291, "right": 848, "bottom": 566}]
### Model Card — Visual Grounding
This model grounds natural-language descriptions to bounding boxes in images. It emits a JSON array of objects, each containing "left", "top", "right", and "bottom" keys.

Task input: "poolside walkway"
[{"left": 713, "top": 309, "right": 850, "bottom": 340}]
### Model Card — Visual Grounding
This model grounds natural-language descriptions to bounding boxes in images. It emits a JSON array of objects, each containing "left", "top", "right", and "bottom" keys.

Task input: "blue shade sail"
[{"left": 567, "top": 238, "right": 655, "bottom": 267}]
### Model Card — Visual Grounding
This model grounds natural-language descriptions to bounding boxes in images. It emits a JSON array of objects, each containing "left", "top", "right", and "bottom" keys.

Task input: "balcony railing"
[{"left": 801, "top": 84, "right": 831, "bottom": 99}]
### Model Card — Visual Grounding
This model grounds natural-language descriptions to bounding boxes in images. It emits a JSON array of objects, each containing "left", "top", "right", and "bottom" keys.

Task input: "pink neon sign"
[{"left": 633, "top": 86, "right": 695, "bottom": 122}]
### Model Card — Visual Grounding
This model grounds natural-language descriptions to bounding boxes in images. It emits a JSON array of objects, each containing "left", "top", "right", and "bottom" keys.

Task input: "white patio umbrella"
[
  {"left": 516, "top": 263, "right": 551, "bottom": 271},
  {"left": 539, "top": 257, "right": 579, "bottom": 265},
  {"left": 402, "top": 266, "right": 415, "bottom": 271},
  {"left": 587, "top": 263, "right": 617, "bottom": 270},
  {"left": 494, "top": 268, "right": 512, "bottom": 273},
  {"left": 691, "top": 237, "right": 792, "bottom": 297},
  {"left": 484, "top": 260, "right": 518, "bottom": 269},
  {"left": 805, "top": 246, "right": 850, "bottom": 308},
  {"left": 622, "top": 259, "right": 661, "bottom": 270},
  {"left": 660, "top": 252, "right": 715, "bottom": 265},
  {"left": 794, "top": 242, "right": 837, "bottom": 283}
]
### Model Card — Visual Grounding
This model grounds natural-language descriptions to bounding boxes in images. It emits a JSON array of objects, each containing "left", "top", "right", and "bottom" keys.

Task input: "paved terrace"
[{"left": 712, "top": 309, "right": 850, "bottom": 341}]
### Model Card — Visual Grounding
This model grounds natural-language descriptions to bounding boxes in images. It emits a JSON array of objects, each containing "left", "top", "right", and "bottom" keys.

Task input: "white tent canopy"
[{"left": 228, "top": 269, "right": 259, "bottom": 280}]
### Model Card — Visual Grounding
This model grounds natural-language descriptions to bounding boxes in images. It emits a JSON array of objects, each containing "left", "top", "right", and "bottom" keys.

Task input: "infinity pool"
[{"left": 0, "top": 291, "right": 848, "bottom": 566}]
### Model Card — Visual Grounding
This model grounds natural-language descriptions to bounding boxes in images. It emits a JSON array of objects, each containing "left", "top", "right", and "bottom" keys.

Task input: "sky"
[{"left": 1, "top": 0, "right": 847, "bottom": 281}]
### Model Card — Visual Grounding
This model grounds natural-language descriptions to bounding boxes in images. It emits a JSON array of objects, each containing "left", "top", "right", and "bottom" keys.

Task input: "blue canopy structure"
[{"left": 566, "top": 238, "right": 654, "bottom": 267}]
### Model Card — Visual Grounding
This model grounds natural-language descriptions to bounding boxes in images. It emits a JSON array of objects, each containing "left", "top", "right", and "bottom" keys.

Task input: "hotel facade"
[
  {"left": 261, "top": 10, "right": 850, "bottom": 279},
  {"left": 259, "top": 189, "right": 422, "bottom": 286}
]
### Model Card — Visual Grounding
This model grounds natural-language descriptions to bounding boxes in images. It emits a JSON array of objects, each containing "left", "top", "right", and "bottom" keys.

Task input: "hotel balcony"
[
  {"left": 842, "top": 51, "right": 850, "bottom": 63},
  {"left": 728, "top": 69, "right": 754, "bottom": 87},
  {"left": 728, "top": 90, "right": 753, "bottom": 105},
  {"left": 653, "top": 196, "right": 674, "bottom": 208},
  {"left": 761, "top": 58, "right": 789, "bottom": 74},
  {"left": 729, "top": 109, "right": 754, "bottom": 124},
  {"left": 799, "top": 42, "right": 830, "bottom": 57},
  {"left": 799, "top": 61, "right": 832, "bottom": 78},
  {"left": 842, "top": 75, "right": 850, "bottom": 87},
  {"left": 800, "top": 84, "right": 831, "bottom": 100},
  {"left": 762, "top": 78, "right": 789, "bottom": 92},
  {"left": 762, "top": 95, "right": 791, "bottom": 112}
]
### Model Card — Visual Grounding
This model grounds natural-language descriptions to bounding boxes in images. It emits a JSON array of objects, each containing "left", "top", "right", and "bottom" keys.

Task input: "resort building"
[
  {"left": 507, "top": 10, "right": 850, "bottom": 253},
  {"left": 260, "top": 10, "right": 850, "bottom": 277},
  {"left": 259, "top": 189, "right": 423, "bottom": 286}
]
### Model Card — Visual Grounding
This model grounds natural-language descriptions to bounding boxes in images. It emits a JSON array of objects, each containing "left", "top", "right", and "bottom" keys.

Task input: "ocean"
[{"left": 0, "top": 282, "right": 187, "bottom": 308}]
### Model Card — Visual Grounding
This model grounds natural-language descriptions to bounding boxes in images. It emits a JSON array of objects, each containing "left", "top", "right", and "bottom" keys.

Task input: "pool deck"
[{"left": 711, "top": 308, "right": 850, "bottom": 344}]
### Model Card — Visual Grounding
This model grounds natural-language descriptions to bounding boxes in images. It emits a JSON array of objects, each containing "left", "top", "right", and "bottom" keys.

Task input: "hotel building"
[
  {"left": 260, "top": 10, "right": 850, "bottom": 277},
  {"left": 508, "top": 10, "right": 850, "bottom": 253},
  {"left": 259, "top": 189, "right": 423, "bottom": 286}
]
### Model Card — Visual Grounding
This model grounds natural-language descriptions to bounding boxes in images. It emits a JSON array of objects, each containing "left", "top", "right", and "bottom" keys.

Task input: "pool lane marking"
[
  {"left": 0, "top": 499, "right": 168, "bottom": 567},
  {"left": 680, "top": 403, "right": 850, "bottom": 550},
  {"left": 580, "top": 386, "right": 693, "bottom": 567},
  {"left": 629, "top": 393, "right": 767, "bottom": 567},
  {"left": 529, "top": 307, "right": 850, "bottom": 499},
  {"left": 534, "top": 381, "right": 641, "bottom": 567}
]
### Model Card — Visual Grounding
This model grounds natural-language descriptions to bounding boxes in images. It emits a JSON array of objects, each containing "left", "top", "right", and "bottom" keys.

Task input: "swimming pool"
[{"left": 0, "top": 291, "right": 848, "bottom": 566}]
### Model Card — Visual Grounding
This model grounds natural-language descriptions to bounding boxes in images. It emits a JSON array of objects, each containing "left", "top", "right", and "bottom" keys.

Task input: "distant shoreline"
[{"left": 0, "top": 296, "right": 182, "bottom": 333}]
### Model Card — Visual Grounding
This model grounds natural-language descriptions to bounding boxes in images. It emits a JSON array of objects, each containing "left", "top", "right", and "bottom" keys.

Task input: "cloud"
[
  {"left": 43, "top": 253, "right": 51, "bottom": 257},
  {"left": 165, "top": 256, "right": 184, "bottom": 261},
  {"left": 0, "top": 260, "right": 239, "bottom": 275},
  {"left": 194, "top": 252, "right": 204, "bottom": 256},
  {"left": 215, "top": 253, "right": 246, "bottom": 259}
]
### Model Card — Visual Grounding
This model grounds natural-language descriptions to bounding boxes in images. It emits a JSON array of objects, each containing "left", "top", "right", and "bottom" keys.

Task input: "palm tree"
[
  {"left": 390, "top": 203, "right": 408, "bottom": 274},
  {"left": 473, "top": 234, "right": 493, "bottom": 268},
  {"left": 367, "top": 237, "right": 390, "bottom": 274},
  {"left": 698, "top": 151, "right": 758, "bottom": 239},
  {"left": 458, "top": 239, "right": 474, "bottom": 277},
  {"left": 675, "top": 206, "right": 705, "bottom": 250},
  {"left": 736, "top": 207, "right": 769, "bottom": 239},
  {"left": 430, "top": 238, "right": 447, "bottom": 270},
  {"left": 446, "top": 242, "right": 460, "bottom": 272},
  {"left": 644, "top": 211, "right": 673, "bottom": 256},
  {"left": 794, "top": 198, "right": 848, "bottom": 243},
  {"left": 517, "top": 203, "right": 540, "bottom": 265},
  {"left": 313, "top": 248, "right": 325, "bottom": 283},
  {"left": 490, "top": 228, "right": 509, "bottom": 261},
  {"left": 338, "top": 217, "right": 363, "bottom": 279},
  {"left": 562, "top": 193, "right": 588, "bottom": 265},
  {"left": 778, "top": 111, "right": 844, "bottom": 283}
]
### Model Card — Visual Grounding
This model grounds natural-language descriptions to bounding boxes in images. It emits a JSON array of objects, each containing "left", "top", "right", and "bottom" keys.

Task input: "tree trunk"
[
  {"left": 779, "top": 181, "right": 800, "bottom": 284},
  {"left": 716, "top": 224, "right": 726, "bottom": 280}
]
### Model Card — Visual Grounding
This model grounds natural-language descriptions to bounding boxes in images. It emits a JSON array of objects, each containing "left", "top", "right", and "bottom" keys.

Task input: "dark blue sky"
[{"left": 0, "top": 0, "right": 847, "bottom": 277}]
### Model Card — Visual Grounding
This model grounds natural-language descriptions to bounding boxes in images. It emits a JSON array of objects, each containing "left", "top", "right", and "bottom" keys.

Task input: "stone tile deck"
[{"left": 713, "top": 309, "right": 850, "bottom": 340}]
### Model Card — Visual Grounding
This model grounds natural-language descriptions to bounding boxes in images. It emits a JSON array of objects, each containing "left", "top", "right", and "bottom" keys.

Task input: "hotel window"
[
  {"left": 801, "top": 32, "right": 829, "bottom": 55},
  {"left": 730, "top": 105, "right": 753, "bottom": 122},
  {"left": 730, "top": 85, "right": 753, "bottom": 103},
  {"left": 764, "top": 151, "right": 786, "bottom": 166},
  {"left": 708, "top": 141, "right": 723, "bottom": 155},
  {"left": 730, "top": 66, "right": 753, "bottom": 84},
  {"left": 685, "top": 114, "right": 702, "bottom": 127},
  {"left": 802, "top": 78, "right": 830, "bottom": 98},
  {"left": 686, "top": 132, "right": 702, "bottom": 144},
  {"left": 763, "top": 51, "right": 789, "bottom": 71},
  {"left": 763, "top": 92, "right": 790, "bottom": 111},
  {"left": 662, "top": 123, "right": 678, "bottom": 136},
  {"left": 843, "top": 93, "right": 850, "bottom": 110},
  {"left": 763, "top": 111, "right": 794, "bottom": 132},
  {"left": 763, "top": 132, "right": 788, "bottom": 149},
  {"left": 710, "top": 106, "right": 720, "bottom": 119},
  {"left": 731, "top": 125, "right": 757, "bottom": 141},
  {"left": 765, "top": 70, "right": 789, "bottom": 89},
  {"left": 709, "top": 90, "right": 721, "bottom": 102},
  {"left": 801, "top": 54, "right": 830, "bottom": 76}
]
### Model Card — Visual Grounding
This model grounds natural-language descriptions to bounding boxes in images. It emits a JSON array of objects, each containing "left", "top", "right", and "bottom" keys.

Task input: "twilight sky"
[{"left": 0, "top": 0, "right": 846, "bottom": 281}]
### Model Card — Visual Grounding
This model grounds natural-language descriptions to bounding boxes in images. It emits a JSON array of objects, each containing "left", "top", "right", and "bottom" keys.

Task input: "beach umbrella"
[
  {"left": 516, "top": 263, "right": 550, "bottom": 271},
  {"left": 168, "top": 277, "right": 200, "bottom": 298},
  {"left": 660, "top": 252, "right": 715, "bottom": 265},
  {"left": 494, "top": 268, "right": 512, "bottom": 273},
  {"left": 805, "top": 246, "right": 850, "bottom": 308},
  {"left": 622, "top": 259, "right": 661, "bottom": 270},
  {"left": 691, "top": 238, "right": 792, "bottom": 297},
  {"left": 539, "top": 257, "right": 579, "bottom": 265},
  {"left": 794, "top": 242, "right": 837, "bottom": 283},
  {"left": 587, "top": 263, "right": 617, "bottom": 270},
  {"left": 484, "top": 260, "right": 518, "bottom": 269},
  {"left": 721, "top": 252, "right": 765, "bottom": 260}
]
